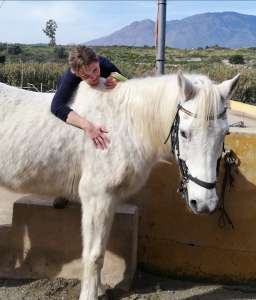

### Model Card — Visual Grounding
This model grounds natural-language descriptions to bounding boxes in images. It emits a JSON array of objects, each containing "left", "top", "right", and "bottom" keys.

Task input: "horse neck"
[{"left": 124, "top": 76, "right": 180, "bottom": 160}]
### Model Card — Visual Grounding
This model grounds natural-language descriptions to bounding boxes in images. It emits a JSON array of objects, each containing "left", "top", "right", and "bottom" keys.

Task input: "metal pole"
[
  {"left": 156, "top": 0, "right": 166, "bottom": 75},
  {"left": 20, "top": 59, "right": 23, "bottom": 88}
]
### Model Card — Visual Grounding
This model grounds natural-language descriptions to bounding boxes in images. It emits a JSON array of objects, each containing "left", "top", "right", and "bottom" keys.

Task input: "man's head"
[{"left": 69, "top": 46, "right": 100, "bottom": 86}]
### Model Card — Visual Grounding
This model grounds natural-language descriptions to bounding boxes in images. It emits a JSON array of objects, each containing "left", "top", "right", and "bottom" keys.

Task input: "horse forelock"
[{"left": 187, "top": 74, "right": 223, "bottom": 127}]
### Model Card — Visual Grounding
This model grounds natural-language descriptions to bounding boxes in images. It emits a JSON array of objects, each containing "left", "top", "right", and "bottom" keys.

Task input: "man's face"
[{"left": 77, "top": 61, "right": 100, "bottom": 86}]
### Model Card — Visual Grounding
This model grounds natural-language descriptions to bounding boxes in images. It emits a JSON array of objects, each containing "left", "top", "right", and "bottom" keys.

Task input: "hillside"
[{"left": 85, "top": 12, "right": 256, "bottom": 48}]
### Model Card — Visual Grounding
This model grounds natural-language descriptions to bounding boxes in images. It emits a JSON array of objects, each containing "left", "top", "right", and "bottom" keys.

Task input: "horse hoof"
[{"left": 53, "top": 197, "right": 69, "bottom": 209}]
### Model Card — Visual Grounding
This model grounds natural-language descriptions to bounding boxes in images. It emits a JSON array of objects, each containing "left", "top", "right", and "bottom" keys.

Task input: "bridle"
[{"left": 164, "top": 104, "right": 227, "bottom": 202}]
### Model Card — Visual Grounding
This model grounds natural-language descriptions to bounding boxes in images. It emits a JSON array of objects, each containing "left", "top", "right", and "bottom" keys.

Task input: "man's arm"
[
  {"left": 51, "top": 69, "right": 81, "bottom": 122},
  {"left": 51, "top": 68, "right": 110, "bottom": 149},
  {"left": 99, "top": 56, "right": 124, "bottom": 89},
  {"left": 66, "top": 110, "right": 89, "bottom": 130},
  {"left": 99, "top": 56, "right": 122, "bottom": 78}
]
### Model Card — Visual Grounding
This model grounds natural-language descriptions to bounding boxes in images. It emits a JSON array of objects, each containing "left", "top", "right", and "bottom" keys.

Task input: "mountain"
[
  {"left": 85, "top": 12, "right": 256, "bottom": 48},
  {"left": 86, "top": 19, "right": 155, "bottom": 47}
]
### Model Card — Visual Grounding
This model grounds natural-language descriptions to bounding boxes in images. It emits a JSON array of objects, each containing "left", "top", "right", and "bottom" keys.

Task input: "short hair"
[{"left": 68, "top": 46, "right": 98, "bottom": 73}]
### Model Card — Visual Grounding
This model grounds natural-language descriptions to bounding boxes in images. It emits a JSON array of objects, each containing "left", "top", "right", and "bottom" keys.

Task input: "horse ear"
[
  {"left": 177, "top": 70, "right": 195, "bottom": 103},
  {"left": 217, "top": 73, "right": 240, "bottom": 101}
]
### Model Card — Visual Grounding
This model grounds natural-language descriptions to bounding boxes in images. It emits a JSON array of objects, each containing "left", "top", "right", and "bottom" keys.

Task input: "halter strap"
[
  {"left": 164, "top": 104, "right": 227, "bottom": 194},
  {"left": 179, "top": 105, "right": 227, "bottom": 120},
  {"left": 164, "top": 105, "right": 227, "bottom": 145},
  {"left": 188, "top": 174, "right": 216, "bottom": 189}
]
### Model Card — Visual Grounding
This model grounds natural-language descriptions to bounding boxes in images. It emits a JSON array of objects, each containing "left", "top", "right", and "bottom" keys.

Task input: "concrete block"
[{"left": 0, "top": 196, "right": 138, "bottom": 290}]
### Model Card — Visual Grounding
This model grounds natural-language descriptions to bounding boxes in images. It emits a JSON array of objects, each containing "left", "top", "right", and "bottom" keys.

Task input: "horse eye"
[{"left": 180, "top": 130, "right": 188, "bottom": 139}]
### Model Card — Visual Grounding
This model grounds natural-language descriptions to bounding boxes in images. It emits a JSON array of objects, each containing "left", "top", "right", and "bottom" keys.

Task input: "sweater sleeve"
[
  {"left": 51, "top": 69, "right": 81, "bottom": 122},
  {"left": 99, "top": 56, "right": 122, "bottom": 78}
]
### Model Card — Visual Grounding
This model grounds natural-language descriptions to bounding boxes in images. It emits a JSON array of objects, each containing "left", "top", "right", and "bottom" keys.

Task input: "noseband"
[{"left": 164, "top": 104, "right": 227, "bottom": 200}]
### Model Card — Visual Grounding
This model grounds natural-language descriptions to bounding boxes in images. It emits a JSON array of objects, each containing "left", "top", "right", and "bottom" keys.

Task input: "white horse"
[{"left": 0, "top": 71, "right": 239, "bottom": 300}]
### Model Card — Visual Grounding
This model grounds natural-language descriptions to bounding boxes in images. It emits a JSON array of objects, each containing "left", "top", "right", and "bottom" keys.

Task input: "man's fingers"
[
  {"left": 93, "top": 138, "right": 99, "bottom": 148},
  {"left": 94, "top": 138, "right": 104, "bottom": 150},
  {"left": 100, "top": 127, "right": 108, "bottom": 133},
  {"left": 99, "top": 132, "right": 110, "bottom": 145},
  {"left": 91, "top": 129, "right": 111, "bottom": 150},
  {"left": 105, "top": 84, "right": 115, "bottom": 89},
  {"left": 104, "top": 79, "right": 117, "bottom": 89},
  {"left": 105, "top": 77, "right": 115, "bottom": 83},
  {"left": 98, "top": 136, "right": 107, "bottom": 149}
]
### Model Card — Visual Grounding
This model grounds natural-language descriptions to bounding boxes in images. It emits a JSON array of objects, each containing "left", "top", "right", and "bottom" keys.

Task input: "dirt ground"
[{"left": 1, "top": 272, "right": 256, "bottom": 300}]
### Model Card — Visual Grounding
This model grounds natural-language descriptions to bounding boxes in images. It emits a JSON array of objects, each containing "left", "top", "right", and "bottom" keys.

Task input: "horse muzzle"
[{"left": 188, "top": 196, "right": 219, "bottom": 214}]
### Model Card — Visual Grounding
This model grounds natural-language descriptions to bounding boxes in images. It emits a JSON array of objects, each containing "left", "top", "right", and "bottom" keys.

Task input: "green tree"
[{"left": 43, "top": 19, "right": 58, "bottom": 47}]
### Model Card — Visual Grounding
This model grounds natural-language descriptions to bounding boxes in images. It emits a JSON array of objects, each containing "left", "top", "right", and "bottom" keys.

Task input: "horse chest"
[{"left": 107, "top": 161, "right": 151, "bottom": 199}]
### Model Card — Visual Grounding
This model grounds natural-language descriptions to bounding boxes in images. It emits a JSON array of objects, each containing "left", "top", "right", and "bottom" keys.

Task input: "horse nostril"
[{"left": 190, "top": 199, "right": 197, "bottom": 210}]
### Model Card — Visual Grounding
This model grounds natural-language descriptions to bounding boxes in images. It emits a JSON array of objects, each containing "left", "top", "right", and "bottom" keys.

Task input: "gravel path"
[{"left": 1, "top": 272, "right": 256, "bottom": 300}]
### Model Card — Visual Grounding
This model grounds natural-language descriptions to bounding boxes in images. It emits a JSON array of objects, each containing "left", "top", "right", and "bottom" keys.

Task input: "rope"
[
  {"left": 218, "top": 150, "right": 238, "bottom": 229},
  {"left": 229, "top": 121, "right": 246, "bottom": 128}
]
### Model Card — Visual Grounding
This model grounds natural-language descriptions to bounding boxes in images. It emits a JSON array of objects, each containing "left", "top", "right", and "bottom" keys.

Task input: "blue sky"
[{"left": 0, "top": 1, "right": 255, "bottom": 44}]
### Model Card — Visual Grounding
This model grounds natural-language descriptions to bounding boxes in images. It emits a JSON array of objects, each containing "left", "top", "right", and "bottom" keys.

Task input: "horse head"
[{"left": 170, "top": 71, "right": 240, "bottom": 214}]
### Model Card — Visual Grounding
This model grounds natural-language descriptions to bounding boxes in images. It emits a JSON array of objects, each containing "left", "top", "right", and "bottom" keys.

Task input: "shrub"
[
  {"left": 0, "top": 56, "right": 5, "bottom": 64},
  {"left": 54, "top": 46, "right": 68, "bottom": 59},
  {"left": 8, "top": 45, "right": 22, "bottom": 55},
  {"left": 0, "top": 43, "right": 7, "bottom": 52},
  {"left": 229, "top": 55, "right": 245, "bottom": 65},
  {"left": 0, "top": 62, "right": 67, "bottom": 91}
]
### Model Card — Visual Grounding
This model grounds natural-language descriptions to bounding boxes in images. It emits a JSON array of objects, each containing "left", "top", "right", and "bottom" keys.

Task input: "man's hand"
[
  {"left": 83, "top": 121, "right": 110, "bottom": 150},
  {"left": 66, "top": 112, "right": 110, "bottom": 150},
  {"left": 104, "top": 76, "right": 117, "bottom": 89}
]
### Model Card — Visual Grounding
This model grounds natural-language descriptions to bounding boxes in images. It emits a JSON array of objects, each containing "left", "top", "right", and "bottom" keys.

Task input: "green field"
[{"left": 0, "top": 44, "right": 255, "bottom": 103}]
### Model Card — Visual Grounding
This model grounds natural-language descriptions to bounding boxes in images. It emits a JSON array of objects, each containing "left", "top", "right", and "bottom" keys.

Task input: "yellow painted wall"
[
  {"left": 230, "top": 100, "right": 256, "bottom": 118},
  {"left": 132, "top": 129, "right": 256, "bottom": 283}
]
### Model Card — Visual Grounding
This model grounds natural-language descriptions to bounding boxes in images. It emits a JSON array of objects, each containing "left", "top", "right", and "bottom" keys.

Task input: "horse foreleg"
[{"left": 79, "top": 191, "right": 115, "bottom": 300}]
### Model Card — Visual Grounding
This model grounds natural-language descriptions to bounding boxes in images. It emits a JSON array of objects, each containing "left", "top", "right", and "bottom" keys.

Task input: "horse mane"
[
  {"left": 112, "top": 75, "right": 180, "bottom": 150},
  {"left": 73, "top": 73, "right": 223, "bottom": 154},
  {"left": 120, "top": 72, "right": 221, "bottom": 113},
  {"left": 107, "top": 73, "right": 222, "bottom": 149}
]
